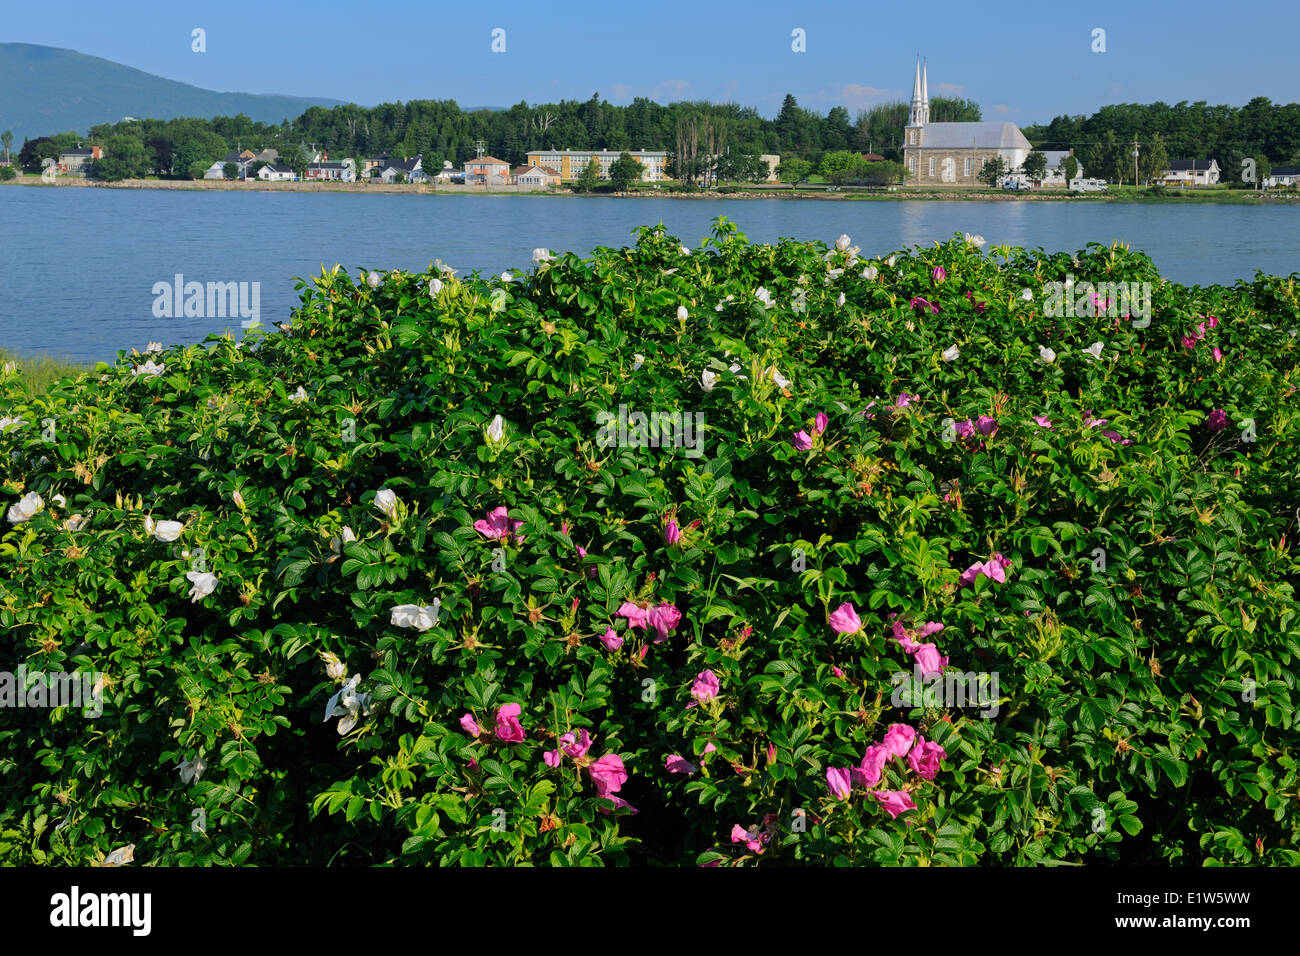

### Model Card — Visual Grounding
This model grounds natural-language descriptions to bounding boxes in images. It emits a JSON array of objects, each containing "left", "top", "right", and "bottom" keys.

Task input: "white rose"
[
  {"left": 341, "top": 526, "right": 356, "bottom": 543},
  {"left": 835, "top": 234, "right": 851, "bottom": 251},
  {"left": 769, "top": 368, "right": 792, "bottom": 389},
  {"left": 532, "top": 248, "right": 553, "bottom": 264},
  {"left": 943, "top": 345, "right": 960, "bottom": 362},
  {"left": 390, "top": 601, "right": 441, "bottom": 632},
  {"left": 755, "top": 287, "right": 774, "bottom": 308},
  {"left": 486, "top": 414, "right": 505, "bottom": 443},
  {"left": 1039, "top": 346, "right": 1056, "bottom": 364},
  {"left": 290, "top": 386, "right": 307, "bottom": 402},
  {"left": 429, "top": 277, "right": 443, "bottom": 296},
  {"left": 186, "top": 571, "right": 218, "bottom": 603},
  {"left": 1021, "top": 288, "right": 1034, "bottom": 301},
  {"left": 7, "top": 492, "right": 43, "bottom": 524},
  {"left": 631, "top": 354, "right": 645, "bottom": 371},
  {"left": 862, "top": 265, "right": 878, "bottom": 281},
  {"left": 1084, "top": 342, "right": 1104, "bottom": 360},
  {"left": 373, "top": 488, "right": 398, "bottom": 517},
  {"left": 677, "top": 306, "right": 689, "bottom": 321},
  {"left": 700, "top": 370, "right": 718, "bottom": 392},
  {"left": 145, "top": 515, "right": 184, "bottom": 542},
  {"left": 836, "top": 293, "right": 846, "bottom": 307},
  {"left": 964, "top": 233, "right": 986, "bottom": 248}
]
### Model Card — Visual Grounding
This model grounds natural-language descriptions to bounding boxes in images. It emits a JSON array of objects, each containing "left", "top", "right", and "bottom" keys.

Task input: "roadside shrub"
[{"left": 1, "top": 222, "right": 1297, "bottom": 866}]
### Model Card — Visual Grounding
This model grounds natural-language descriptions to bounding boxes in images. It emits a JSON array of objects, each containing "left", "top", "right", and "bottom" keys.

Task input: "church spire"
[
  {"left": 920, "top": 59, "right": 930, "bottom": 125},
  {"left": 907, "top": 56, "right": 925, "bottom": 128}
]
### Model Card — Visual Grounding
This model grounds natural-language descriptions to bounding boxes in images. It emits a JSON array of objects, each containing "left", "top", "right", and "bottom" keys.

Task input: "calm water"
[{"left": 3, "top": 187, "right": 1298, "bottom": 365}]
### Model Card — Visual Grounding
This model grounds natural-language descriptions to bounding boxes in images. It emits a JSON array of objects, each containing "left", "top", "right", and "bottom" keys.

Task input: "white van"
[{"left": 1070, "top": 178, "right": 1108, "bottom": 193}]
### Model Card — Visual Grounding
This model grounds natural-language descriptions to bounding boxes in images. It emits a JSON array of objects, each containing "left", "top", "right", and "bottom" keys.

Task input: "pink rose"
[
  {"left": 601, "top": 627, "right": 624, "bottom": 650},
  {"left": 588, "top": 753, "right": 628, "bottom": 798},
  {"left": 666, "top": 754, "right": 699, "bottom": 775},
  {"left": 459, "top": 713, "right": 480, "bottom": 737},
  {"left": 852, "top": 743, "right": 890, "bottom": 789},
  {"left": 907, "top": 736, "right": 946, "bottom": 780},
  {"left": 792, "top": 430, "right": 814, "bottom": 451},
  {"left": 881, "top": 724, "right": 916, "bottom": 759},
  {"left": 910, "top": 643, "right": 949, "bottom": 677},
  {"left": 473, "top": 506, "right": 525, "bottom": 543},
  {"left": 871, "top": 789, "right": 917, "bottom": 819},
  {"left": 647, "top": 603, "right": 681, "bottom": 642},
  {"left": 829, "top": 602, "right": 863, "bottom": 635},
  {"left": 826, "top": 766, "right": 852, "bottom": 800},
  {"left": 494, "top": 702, "right": 526, "bottom": 743},
  {"left": 813, "top": 412, "right": 829, "bottom": 436},
  {"left": 691, "top": 669, "right": 720, "bottom": 702}
]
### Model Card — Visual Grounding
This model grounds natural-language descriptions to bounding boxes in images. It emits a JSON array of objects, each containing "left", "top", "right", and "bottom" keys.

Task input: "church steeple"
[
  {"left": 907, "top": 56, "right": 925, "bottom": 128},
  {"left": 920, "top": 59, "right": 930, "bottom": 125}
]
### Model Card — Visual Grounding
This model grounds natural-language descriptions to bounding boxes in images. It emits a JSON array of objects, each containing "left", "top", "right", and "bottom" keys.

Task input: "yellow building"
[{"left": 526, "top": 149, "right": 669, "bottom": 182}]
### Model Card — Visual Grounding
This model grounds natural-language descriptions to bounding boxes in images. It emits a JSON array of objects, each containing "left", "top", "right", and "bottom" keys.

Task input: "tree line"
[{"left": 6, "top": 92, "right": 1298, "bottom": 186}]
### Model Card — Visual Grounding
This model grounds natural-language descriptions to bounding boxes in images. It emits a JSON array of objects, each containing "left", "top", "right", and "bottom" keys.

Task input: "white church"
[{"left": 901, "top": 58, "right": 1073, "bottom": 187}]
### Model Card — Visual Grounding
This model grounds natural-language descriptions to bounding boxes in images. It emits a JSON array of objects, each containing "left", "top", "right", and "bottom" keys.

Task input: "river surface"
[{"left": 2, "top": 187, "right": 1297, "bottom": 364}]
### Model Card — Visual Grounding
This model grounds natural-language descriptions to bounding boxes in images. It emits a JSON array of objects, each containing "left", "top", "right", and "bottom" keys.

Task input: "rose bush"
[{"left": 0, "top": 220, "right": 1297, "bottom": 866}]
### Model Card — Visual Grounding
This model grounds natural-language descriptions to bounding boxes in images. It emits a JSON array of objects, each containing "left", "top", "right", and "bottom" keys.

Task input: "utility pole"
[{"left": 1132, "top": 140, "right": 1140, "bottom": 189}]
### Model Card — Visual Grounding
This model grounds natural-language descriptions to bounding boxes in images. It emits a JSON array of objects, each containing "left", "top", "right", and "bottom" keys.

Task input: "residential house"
[
  {"left": 257, "top": 162, "right": 296, "bottom": 182},
  {"left": 512, "top": 164, "right": 561, "bottom": 187},
  {"left": 57, "top": 145, "right": 103, "bottom": 176},
  {"left": 465, "top": 156, "right": 512, "bottom": 185},
  {"left": 373, "top": 155, "right": 427, "bottom": 183},
  {"left": 860, "top": 152, "right": 886, "bottom": 162},
  {"left": 433, "top": 161, "right": 464, "bottom": 183},
  {"left": 1009, "top": 149, "right": 1082, "bottom": 187},
  {"left": 1163, "top": 159, "right": 1220, "bottom": 187},
  {"left": 760, "top": 154, "right": 781, "bottom": 182},
  {"left": 364, "top": 153, "right": 393, "bottom": 174},
  {"left": 204, "top": 149, "right": 256, "bottom": 180},
  {"left": 305, "top": 149, "right": 356, "bottom": 182},
  {"left": 1265, "top": 165, "right": 1300, "bottom": 188},
  {"left": 253, "top": 148, "right": 280, "bottom": 164},
  {"left": 525, "top": 149, "right": 669, "bottom": 182}
]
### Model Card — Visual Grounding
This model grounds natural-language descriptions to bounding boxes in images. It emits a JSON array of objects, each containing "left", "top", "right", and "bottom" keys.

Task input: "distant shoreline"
[{"left": 2, "top": 174, "right": 1293, "bottom": 203}]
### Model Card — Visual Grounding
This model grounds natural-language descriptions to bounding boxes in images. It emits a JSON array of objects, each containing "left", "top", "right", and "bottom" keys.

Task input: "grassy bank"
[{"left": 0, "top": 347, "right": 89, "bottom": 394}]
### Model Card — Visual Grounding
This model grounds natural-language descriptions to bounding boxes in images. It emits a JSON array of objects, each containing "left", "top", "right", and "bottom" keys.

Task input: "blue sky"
[{"left": 7, "top": 0, "right": 1299, "bottom": 123}]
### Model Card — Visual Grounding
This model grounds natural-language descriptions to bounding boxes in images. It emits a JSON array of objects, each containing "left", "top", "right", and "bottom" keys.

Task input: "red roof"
[{"left": 467, "top": 156, "right": 509, "bottom": 167}]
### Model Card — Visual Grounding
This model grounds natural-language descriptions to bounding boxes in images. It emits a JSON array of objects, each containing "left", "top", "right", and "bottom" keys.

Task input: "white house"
[
  {"left": 1265, "top": 165, "right": 1300, "bottom": 188},
  {"left": 257, "top": 162, "right": 296, "bottom": 181},
  {"left": 433, "top": 161, "right": 464, "bottom": 183},
  {"left": 374, "top": 155, "right": 426, "bottom": 183},
  {"left": 305, "top": 159, "right": 355, "bottom": 182},
  {"left": 204, "top": 149, "right": 256, "bottom": 180},
  {"left": 1163, "top": 159, "right": 1220, "bottom": 187},
  {"left": 512, "top": 164, "right": 561, "bottom": 187}
]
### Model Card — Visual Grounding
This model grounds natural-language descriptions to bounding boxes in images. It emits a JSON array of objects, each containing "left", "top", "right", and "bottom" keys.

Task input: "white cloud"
[{"left": 935, "top": 82, "right": 966, "bottom": 95}]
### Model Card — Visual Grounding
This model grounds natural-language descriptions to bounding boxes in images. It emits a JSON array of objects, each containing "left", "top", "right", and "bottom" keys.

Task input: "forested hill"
[{"left": 0, "top": 43, "right": 344, "bottom": 138}]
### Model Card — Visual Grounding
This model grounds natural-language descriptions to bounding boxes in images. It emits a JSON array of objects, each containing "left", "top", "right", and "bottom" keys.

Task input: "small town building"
[
  {"left": 524, "top": 149, "right": 669, "bottom": 182},
  {"left": 1163, "top": 159, "right": 1220, "bottom": 187},
  {"left": 901, "top": 58, "right": 1032, "bottom": 186},
  {"left": 512, "top": 164, "right": 561, "bottom": 187},
  {"left": 57, "top": 145, "right": 103, "bottom": 175},
  {"left": 465, "top": 156, "right": 512, "bottom": 185},
  {"left": 257, "top": 162, "right": 296, "bottom": 181},
  {"left": 1264, "top": 165, "right": 1300, "bottom": 188}
]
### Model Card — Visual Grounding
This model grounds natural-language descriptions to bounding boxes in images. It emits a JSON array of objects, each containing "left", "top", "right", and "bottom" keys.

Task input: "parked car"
[
  {"left": 1002, "top": 179, "right": 1030, "bottom": 191},
  {"left": 1070, "top": 178, "right": 1109, "bottom": 193}
]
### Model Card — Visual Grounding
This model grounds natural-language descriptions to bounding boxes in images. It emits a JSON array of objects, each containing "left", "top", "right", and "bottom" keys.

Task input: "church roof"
[{"left": 919, "top": 122, "right": 1032, "bottom": 151}]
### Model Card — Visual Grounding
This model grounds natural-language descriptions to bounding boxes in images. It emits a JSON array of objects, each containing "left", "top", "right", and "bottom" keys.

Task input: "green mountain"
[{"left": 0, "top": 43, "right": 346, "bottom": 140}]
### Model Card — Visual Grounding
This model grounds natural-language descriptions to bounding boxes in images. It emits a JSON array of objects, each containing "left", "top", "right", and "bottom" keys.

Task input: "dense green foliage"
[
  {"left": 2, "top": 222, "right": 1298, "bottom": 866},
  {"left": 1024, "top": 98, "right": 1300, "bottom": 183}
]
